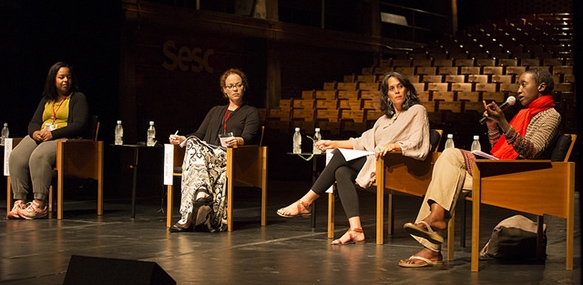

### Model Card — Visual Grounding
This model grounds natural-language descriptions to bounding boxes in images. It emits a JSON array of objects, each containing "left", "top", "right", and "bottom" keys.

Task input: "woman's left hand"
[
  {"left": 375, "top": 143, "right": 396, "bottom": 159},
  {"left": 38, "top": 130, "right": 53, "bottom": 142},
  {"left": 224, "top": 137, "right": 241, "bottom": 148}
]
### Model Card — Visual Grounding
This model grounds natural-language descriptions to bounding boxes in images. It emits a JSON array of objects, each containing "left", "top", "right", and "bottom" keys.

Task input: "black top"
[{"left": 189, "top": 104, "right": 260, "bottom": 146}]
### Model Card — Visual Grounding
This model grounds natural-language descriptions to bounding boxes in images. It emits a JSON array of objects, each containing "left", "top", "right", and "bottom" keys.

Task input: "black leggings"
[{"left": 311, "top": 149, "right": 366, "bottom": 218}]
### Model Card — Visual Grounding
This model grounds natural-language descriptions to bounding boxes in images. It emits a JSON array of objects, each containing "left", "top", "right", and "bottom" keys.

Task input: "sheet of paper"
[
  {"left": 325, "top": 149, "right": 374, "bottom": 193},
  {"left": 163, "top": 144, "right": 175, "bottom": 185},
  {"left": 4, "top": 138, "right": 12, "bottom": 176},
  {"left": 337, "top": 148, "right": 375, "bottom": 161},
  {"left": 471, "top": 150, "right": 499, "bottom": 160}
]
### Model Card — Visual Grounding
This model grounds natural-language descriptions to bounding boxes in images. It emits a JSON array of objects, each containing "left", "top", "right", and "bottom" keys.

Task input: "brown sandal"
[
  {"left": 277, "top": 200, "right": 311, "bottom": 218},
  {"left": 331, "top": 228, "right": 365, "bottom": 245}
]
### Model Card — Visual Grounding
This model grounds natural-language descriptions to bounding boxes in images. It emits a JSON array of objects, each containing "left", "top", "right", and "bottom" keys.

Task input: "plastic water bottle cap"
[
  {"left": 447, "top": 134, "right": 453, "bottom": 139},
  {"left": 295, "top": 127, "right": 300, "bottom": 131},
  {"left": 3, "top": 123, "right": 7, "bottom": 127},
  {"left": 315, "top": 128, "right": 320, "bottom": 132},
  {"left": 117, "top": 120, "right": 122, "bottom": 124},
  {"left": 473, "top": 135, "right": 479, "bottom": 140},
  {"left": 149, "top": 121, "right": 154, "bottom": 125}
]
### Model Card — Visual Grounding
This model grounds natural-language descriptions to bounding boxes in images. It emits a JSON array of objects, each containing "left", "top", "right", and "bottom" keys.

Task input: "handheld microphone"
[{"left": 479, "top": 96, "right": 516, "bottom": 125}]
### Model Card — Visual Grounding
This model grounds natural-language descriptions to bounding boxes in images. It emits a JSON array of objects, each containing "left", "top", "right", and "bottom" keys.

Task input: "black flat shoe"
[{"left": 169, "top": 223, "right": 193, "bottom": 233}]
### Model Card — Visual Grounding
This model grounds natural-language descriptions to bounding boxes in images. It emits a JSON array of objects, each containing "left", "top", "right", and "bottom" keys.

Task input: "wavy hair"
[{"left": 379, "top": 71, "right": 421, "bottom": 117}]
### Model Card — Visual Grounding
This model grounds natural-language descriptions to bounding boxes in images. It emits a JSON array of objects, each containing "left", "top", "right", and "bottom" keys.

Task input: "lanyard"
[
  {"left": 52, "top": 97, "right": 67, "bottom": 123},
  {"left": 223, "top": 106, "right": 238, "bottom": 133}
]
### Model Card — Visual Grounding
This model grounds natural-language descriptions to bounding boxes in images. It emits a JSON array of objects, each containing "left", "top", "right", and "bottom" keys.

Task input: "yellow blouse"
[{"left": 41, "top": 96, "right": 70, "bottom": 131}]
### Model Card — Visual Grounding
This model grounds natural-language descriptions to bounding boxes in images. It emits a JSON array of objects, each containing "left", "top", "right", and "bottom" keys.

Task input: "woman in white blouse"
[{"left": 277, "top": 71, "right": 431, "bottom": 245}]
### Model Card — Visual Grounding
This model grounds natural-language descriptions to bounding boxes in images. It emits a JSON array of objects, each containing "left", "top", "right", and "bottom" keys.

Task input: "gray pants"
[{"left": 9, "top": 136, "right": 64, "bottom": 201}]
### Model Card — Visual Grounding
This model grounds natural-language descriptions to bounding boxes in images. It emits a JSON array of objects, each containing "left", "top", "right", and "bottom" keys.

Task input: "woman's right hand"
[
  {"left": 169, "top": 135, "right": 186, "bottom": 145},
  {"left": 32, "top": 130, "right": 43, "bottom": 142},
  {"left": 315, "top": 140, "right": 335, "bottom": 151}
]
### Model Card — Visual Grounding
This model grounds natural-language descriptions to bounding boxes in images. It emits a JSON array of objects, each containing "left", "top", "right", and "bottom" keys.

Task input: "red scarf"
[{"left": 490, "top": 95, "right": 555, "bottom": 159}]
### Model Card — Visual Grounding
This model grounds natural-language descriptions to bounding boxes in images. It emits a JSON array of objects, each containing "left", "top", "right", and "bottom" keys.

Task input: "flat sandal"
[{"left": 277, "top": 200, "right": 311, "bottom": 218}]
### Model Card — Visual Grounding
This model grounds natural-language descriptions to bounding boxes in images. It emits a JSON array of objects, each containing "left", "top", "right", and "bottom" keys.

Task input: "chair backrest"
[
  {"left": 87, "top": 115, "right": 100, "bottom": 141},
  {"left": 259, "top": 125, "right": 265, "bottom": 147},
  {"left": 430, "top": 129, "right": 443, "bottom": 153},
  {"left": 550, "top": 134, "right": 577, "bottom": 162}
]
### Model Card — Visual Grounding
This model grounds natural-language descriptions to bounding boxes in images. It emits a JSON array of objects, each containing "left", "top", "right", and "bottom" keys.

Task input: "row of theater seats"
[
  {"left": 423, "top": 13, "right": 573, "bottom": 60},
  {"left": 262, "top": 13, "right": 574, "bottom": 134},
  {"left": 261, "top": 57, "right": 575, "bottom": 133}
]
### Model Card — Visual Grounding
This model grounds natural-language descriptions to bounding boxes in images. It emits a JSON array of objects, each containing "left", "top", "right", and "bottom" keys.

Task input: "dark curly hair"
[{"left": 379, "top": 71, "right": 421, "bottom": 117}]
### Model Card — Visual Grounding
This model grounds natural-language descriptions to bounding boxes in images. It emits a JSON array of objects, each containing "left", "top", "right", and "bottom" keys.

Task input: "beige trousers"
[{"left": 412, "top": 148, "right": 473, "bottom": 252}]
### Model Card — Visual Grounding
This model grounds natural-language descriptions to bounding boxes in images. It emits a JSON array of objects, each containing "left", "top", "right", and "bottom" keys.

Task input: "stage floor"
[{"left": 1, "top": 180, "right": 580, "bottom": 284}]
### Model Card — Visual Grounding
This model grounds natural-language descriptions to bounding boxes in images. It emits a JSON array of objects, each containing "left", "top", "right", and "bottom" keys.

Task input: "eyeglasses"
[{"left": 226, "top": 83, "right": 244, "bottom": 90}]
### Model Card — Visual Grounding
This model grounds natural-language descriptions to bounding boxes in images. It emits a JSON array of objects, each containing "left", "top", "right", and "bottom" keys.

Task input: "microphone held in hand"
[{"left": 479, "top": 96, "right": 517, "bottom": 125}]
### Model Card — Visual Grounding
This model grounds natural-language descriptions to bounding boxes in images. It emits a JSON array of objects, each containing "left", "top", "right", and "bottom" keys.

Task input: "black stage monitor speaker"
[{"left": 64, "top": 255, "right": 176, "bottom": 285}]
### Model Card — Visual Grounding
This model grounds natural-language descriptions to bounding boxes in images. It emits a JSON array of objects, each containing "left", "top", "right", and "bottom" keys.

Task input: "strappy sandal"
[
  {"left": 331, "top": 228, "right": 365, "bottom": 245},
  {"left": 403, "top": 221, "right": 444, "bottom": 244},
  {"left": 277, "top": 200, "right": 311, "bottom": 218}
]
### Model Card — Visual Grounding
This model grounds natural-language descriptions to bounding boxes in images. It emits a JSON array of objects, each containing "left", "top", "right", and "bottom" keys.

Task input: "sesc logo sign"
[{"left": 162, "top": 40, "right": 214, "bottom": 73}]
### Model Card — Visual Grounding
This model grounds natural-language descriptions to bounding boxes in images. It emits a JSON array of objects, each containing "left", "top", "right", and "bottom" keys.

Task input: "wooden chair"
[
  {"left": 427, "top": 83, "right": 449, "bottom": 93},
  {"left": 476, "top": 58, "right": 496, "bottom": 67},
  {"left": 327, "top": 129, "right": 443, "bottom": 244},
  {"left": 5, "top": 116, "right": 104, "bottom": 219},
  {"left": 454, "top": 59, "right": 475, "bottom": 67},
  {"left": 438, "top": 66, "right": 459, "bottom": 75},
  {"left": 164, "top": 127, "right": 267, "bottom": 231},
  {"left": 468, "top": 74, "right": 489, "bottom": 84},
  {"left": 498, "top": 58, "right": 519, "bottom": 66},
  {"left": 475, "top": 83, "right": 498, "bottom": 93},
  {"left": 446, "top": 134, "right": 577, "bottom": 271},
  {"left": 434, "top": 59, "right": 454, "bottom": 67},
  {"left": 421, "top": 75, "right": 444, "bottom": 83},
  {"left": 520, "top": 58, "right": 541, "bottom": 66},
  {"left": 460, "top": 66, "right": 481, "bottom": 75},
  {"left": 444, "top": 75, "right": 466, "bottom": 83},
  {"left": 451, "top": 83, "right": 473, "bottom": 93},
  {"left": 432, "top": 92, "right": 455, "bottom": 102},
  {"left": 482, "top": 66, "right": 504, "bottom": 75},
  {"left": 505, "top": 66, "right": 527, "bottom": 76}
]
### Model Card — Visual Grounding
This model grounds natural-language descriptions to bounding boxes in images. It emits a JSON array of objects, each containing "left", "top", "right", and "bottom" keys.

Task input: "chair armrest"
[
  {"left": 375, "top": 152, "right": 440, "bottom": 197},
  {"left": 56, "top": 140, "right": 103, "bottom": 180},
  {"left": 227, "top": 145, "right": 267, "bottom": 188},
  {"left": 472, "top": 160, "right": 575, "bottom": 218}
]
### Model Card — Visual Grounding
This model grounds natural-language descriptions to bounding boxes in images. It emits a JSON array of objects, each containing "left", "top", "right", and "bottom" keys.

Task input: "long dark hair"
[
  {"left": 42, "top": 62, "right": 79, "bottom": 101},
  {"left": 379, "top": 71, "right": 421, "bottom": 117}
]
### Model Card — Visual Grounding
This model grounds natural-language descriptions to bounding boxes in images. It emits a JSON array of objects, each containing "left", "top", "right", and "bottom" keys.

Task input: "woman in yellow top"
[{"left": 7, "top": 62, "right": 89, "bottom": 219}]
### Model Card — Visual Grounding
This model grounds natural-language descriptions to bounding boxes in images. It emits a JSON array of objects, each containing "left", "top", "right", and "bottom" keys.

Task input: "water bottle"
[
  {"left": 0, "top": 123, "right": 8, "bottom": 146},
  {"left": 444, "top": 133, "right": 455, "bottom": 149},
  {"left": 292, "top": 127, "right": 302, "bottom": 154},
  {"left": 114, "top": 120, "right": 124, "bottom": 145},
  {"left": 471, "top": 135, "right": 481, "bottom": 151},
  {"left": 147, "top": 121, "right": 156, "bottom": 146},
  {"left": 312, "top": 127, "right": 322, "bottom": 154}
]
